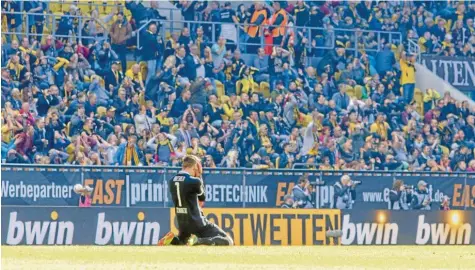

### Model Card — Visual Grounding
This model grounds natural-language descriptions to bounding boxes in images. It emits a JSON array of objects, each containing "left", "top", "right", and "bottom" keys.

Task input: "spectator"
[
  {"left": 15, "top": 125, "right": 35, "bottom": 161},
  {"left": 170, "top": 90, "right": 191, "bottom": 119},
  {"left": 104, "top": 61, "right": 124, "bottom": 91},
  {"left": 141, "top": 23, "right": 161, "bottom": 84},
  {"left": 252, "top": 48, "right": 269, "bottom": 83},
  {"left": 2, "top": 0, "right": 23, "bottom": 43},
  {"left": 219, "top": 2, "right": 239, "bottom": 46},
  {"left": 110, "top": 12, "right": 132, "bottom": 72},
  {"left": 375, "top": 43, "right": 396, "bottom": 76},
  {"left": 37, "top": 86, "right": 60, "bottom": 117},
  {"left": 332, "top": 84, "right": 350, "bottom": 113},
  {"left": 370, "top": 113, "right": 390, "bottom": 141},
  {"left": 125, "top": 64, "right": 145, "bottom": 90},
  {"left": 1, "top": 0, "right": 475, "bottom": 173},
  {"left": 33, "top": 117, "right": 53, "bottom": 154},
  {"left": 400, "top": 51, "right": 416, "bottom": 104},
  {"left": 175, "top": 46, "right": 195, "bottom": 85},
  {"left": 134, "top": 105, "right": 156, "bottom": 135},
  {"left": 115, "top": 135, "right": 143, "bottom": 166},
  {"left": 146, "top": 132, "right": 177, "bottom": 165},
  {"left": 24, "top": 0, "right": 45, "bottom": 42}
]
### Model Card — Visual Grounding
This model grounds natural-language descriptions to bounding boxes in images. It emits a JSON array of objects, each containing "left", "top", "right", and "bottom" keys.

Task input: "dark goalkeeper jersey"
[{"left": 170, "top": 171, "right": 208, "bottom": 232}]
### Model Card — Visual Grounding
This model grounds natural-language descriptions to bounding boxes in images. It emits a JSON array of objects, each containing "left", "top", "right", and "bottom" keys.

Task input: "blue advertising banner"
[
  {"left": 3, "top": 205, "right": 473, "bottom": 246},
  {"left": 422, "top": 56, "right": 475, "bottom": 92},
  {"left": 244, "top": 170, "right": 321, "bottom": 208},
  {"left": 127, "top": 168, "right": 167, "bottom": 207},
  {"left": 320, "top": 172, "right": 472, "bottom": 210},
  {"left": 341, "top": 210, "right": 475, "bottom": 245},
  {"left": 1, "top": 166, "right": 81, "bottom": 206},
  {"left": 1, "top": 165, "right": 474, "bottom": 210},
  {"left": 82, "top": 167, "right": 127, "bottom": 207},
  {"left": 1, "top": 206, "right": 170, "bottom": 245},
  {"left": 164, "top": 168, "right": 245, "bottom": 208}
]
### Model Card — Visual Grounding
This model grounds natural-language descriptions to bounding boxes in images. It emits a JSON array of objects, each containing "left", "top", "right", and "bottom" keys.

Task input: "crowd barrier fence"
[
  {"left": 2, "top": 11, "right": 110, "bottom": 42},
  {"left": 2, "top": 11, "right": 402, "bottom": 57}
]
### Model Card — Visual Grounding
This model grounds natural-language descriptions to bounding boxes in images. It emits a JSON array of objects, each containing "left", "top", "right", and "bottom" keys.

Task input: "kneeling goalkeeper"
[{"left": 158, "top": 155, "right": 234, "bottom": 246}]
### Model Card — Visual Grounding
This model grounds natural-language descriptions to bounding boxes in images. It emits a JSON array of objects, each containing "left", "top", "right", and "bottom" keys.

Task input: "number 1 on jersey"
[{"left": 175, "top": 182, "right": 182, "bottom": 207}]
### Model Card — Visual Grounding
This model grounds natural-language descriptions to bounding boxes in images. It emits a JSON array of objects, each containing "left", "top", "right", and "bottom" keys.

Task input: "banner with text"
[
  {"left": 1, "top": 166, "right": 81, "bottom": 206},
  {"left": 164, "top": 169, "right": 245, "bottom": 208},
  {"left": 127, "top": 168, "right": 167, "bottom": 207},
  {"left": 2, "top": 165, "right": 474, "bottom": 210},
  {"left": 341, "top": 210, "right": 474, "bottom": 245},
  {"left": 170, "top": 208, "right": 340, "bottom": 246},
  {"left": 1, "top": 206, "right": 170, "bottom": 245},
  {"left": 422, "top": 56, "right": 475, "bottom": 92},
  {"left": 3, "top": 206, "right": 473, "bottom": 246},
  {"left": 82, "top": 167, "right": 127, "bottom": 207},
  {"left": 244, "top": 171, "right": 321, "bottom": 207},
  {"left": 320, "top": 172, "right": 473, "bottom": 210}
]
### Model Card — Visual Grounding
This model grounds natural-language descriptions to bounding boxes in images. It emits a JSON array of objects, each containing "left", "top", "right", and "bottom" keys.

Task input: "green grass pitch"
[{"left": 2, "top": 246, "right": 475, "bottom": 269}]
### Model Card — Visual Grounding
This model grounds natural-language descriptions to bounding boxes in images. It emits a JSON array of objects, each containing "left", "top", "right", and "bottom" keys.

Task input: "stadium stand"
[{"left": 1, "top": 0, "right": 475, "bottom": 172}]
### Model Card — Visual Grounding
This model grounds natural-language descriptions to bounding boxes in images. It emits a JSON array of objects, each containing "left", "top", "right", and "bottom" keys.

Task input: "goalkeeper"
[{"left": 158, "top": 155, "right": 233, "bottom": 246}]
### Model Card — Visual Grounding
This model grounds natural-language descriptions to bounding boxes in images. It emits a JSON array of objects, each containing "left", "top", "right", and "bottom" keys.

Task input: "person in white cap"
[{"left": 410, "top": 180, "right": 431, "bottom": 210}]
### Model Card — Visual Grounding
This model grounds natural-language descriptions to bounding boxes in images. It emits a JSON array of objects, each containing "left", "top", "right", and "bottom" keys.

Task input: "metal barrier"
[
  {"left": 136, "top": 18, "right": 403, "bottom": 56},
  {"left": 46, "top": 0, "right": 177, "bottom": 23},
  {"left": 408, "top": 39, "right": 422, "bottom": 63},
  {"left": 2, "top": 11, "right": 110, "bottom": 42},
  {"left": 3, "top": 9, "right": 402, "bottom": 57}
]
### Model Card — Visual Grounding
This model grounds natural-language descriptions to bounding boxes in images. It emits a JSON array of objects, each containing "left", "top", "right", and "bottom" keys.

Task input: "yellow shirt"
[
  {"left": 222, "top": 103, "right": 242, "bottom": 120},
  {"left": 348, "top": 122, "right": 358, "bottom": 134},
  {"left": 186, "top": 147, "right": 206, "bottom": 158},
  {"left": 319, "top": 164, "right": 333, "bottom": 171},
  {"left": 156, "top": 115, "right": 171, "bottom": 126},
  {"left": 442, "top": 41, "right": 453, "bottom": 50},
  {"left": 370, "top": 121, "right": 389, "bottom": 140},
  {"left": 423, "top": 89, "right": 441, "bottom": 103},
  {"left": 7, "top": 62, "right": 25, "bottom": 81},
  {"left": 418, "top": 37, "right": 428, "bottom": 53},
  {"left": 125, "top": 69, "right": 143, "bottom": 82},
  {"left": 2, "top": 126, "right": 12, "bottom": 144},
  {"left": 400, "top": 58, "right": 415, "bottom": 85},
  {"left": 308, "top": 147, "right": 319, "bottom": 156}
]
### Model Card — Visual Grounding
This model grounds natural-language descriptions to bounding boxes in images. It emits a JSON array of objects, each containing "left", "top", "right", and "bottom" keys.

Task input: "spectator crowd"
[{"left": 1, "top": 0, "right": 475, "bottom": 172}]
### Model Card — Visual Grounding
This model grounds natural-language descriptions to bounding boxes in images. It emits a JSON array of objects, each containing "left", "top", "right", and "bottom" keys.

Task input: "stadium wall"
[
  {"left": 2, "top": 165, "right": 474, "bottom": 210},
  {"left": 2, "top": 206, "right": 474, "bottom": 245}
]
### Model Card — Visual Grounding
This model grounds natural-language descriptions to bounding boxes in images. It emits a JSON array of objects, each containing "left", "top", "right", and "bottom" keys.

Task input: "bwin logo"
[
  {"left": 415, "top": 215, "right": 471, "bottom": 245},
  {"left": 341, "top": 214, "right": 399, "bottom": 245},
  {"left": 95, "top": 212, "right": 160, "bottom": 245},
  {"left": 6, "top": 211, "right": 74, "bottom": 245}
]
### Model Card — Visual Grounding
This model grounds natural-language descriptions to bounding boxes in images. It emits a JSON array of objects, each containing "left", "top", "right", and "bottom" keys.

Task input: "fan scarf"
[{"left": 124, "top": 145, "right": 140, "bottom": 165}]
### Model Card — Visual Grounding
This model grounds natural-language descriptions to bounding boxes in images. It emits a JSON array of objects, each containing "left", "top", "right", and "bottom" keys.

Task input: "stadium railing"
[
  {"left": 46, "top": 0, "right": 177, "bottom": 22},
  {"left": 408, "top": 39, "right": 422, "bottom": 63},
  {"left": 136, "top": 18, "right": 403, "bottom": 56},
  {"left": 2, "top": 11, "right": 110, "bottom": 42},
  {"left": 2, "top": 9, "right": 402, "bottom": 57}
]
